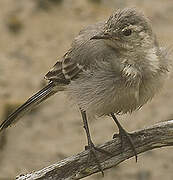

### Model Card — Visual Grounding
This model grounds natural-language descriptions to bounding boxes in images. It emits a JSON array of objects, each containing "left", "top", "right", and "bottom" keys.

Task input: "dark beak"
[{"left": 90, "top": 32, "right": 112, "bottom": 40}]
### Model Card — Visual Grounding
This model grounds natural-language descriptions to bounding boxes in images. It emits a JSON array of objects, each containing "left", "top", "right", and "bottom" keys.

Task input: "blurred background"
[{"left": 0, "top": 0, "right": 173, "bottom": 179}]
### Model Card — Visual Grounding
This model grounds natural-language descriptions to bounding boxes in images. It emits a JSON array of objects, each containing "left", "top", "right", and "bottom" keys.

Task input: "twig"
[{"left": 16, "top": 120, "right": 173, "bottom": 180}]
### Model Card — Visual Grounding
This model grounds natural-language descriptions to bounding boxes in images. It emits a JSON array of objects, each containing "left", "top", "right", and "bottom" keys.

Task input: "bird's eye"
[{"left": 122, "top": 29, "right": 132, "bottom": 36}]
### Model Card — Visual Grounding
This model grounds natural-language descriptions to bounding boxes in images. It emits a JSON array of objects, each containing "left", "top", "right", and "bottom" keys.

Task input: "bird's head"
[{"left": 91, "top": 8, "right": 155, "bottom": 51}]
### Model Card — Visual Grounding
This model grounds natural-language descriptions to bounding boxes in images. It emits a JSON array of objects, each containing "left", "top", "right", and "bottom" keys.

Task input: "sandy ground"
[{"left": 0, "top": 0, "right": 173, "bottom": 179}]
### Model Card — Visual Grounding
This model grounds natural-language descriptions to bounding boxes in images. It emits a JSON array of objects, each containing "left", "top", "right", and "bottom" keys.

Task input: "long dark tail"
[{"left": 0, "top": 82, "right": 57, "bottom": 131}]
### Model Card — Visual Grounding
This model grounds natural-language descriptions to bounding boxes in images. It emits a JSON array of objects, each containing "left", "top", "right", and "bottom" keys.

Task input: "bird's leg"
[
  {"left": 80, "top": 110, "right": 111, "bottom": 176},
  {"left": 111, "top": 113, "right": 137, "bottom": 162}
]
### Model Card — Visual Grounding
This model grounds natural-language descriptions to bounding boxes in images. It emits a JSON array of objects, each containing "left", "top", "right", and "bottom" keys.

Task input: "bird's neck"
[{"left": 120, "top": 46, "right": 161, "bottom": 80}]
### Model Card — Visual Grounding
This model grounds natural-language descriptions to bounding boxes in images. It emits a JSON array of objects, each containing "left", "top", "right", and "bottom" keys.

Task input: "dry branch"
[{"left": 16, "top": 120, "right": 173, "bottom": 180}]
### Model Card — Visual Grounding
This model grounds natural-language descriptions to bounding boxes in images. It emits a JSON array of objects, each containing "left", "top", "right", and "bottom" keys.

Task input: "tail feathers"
[{"left": 0, "top": 82, "right": 57, "bottom": 131}]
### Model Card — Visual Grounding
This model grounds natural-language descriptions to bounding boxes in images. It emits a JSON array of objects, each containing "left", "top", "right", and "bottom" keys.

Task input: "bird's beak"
[{"left": 90, "top": 32, "right": 112, "bottom": 40}]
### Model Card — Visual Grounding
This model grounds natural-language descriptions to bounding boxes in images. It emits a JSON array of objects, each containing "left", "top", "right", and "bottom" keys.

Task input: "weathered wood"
[{"left": 16, "top": 120, "right": 173, "bottom": 180}]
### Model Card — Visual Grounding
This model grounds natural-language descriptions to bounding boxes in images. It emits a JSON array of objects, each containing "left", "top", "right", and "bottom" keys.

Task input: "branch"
[{"left": 16, "top": 120, "right": 173, "bottom": 180}]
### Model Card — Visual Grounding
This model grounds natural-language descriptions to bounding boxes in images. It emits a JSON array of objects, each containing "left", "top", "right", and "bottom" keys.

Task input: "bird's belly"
[
  {"left": 66, "top": 67, "right": 166, "bottom": 116},
  {"left": 92, "top": 87, "right": 140, "bottom": 116},
  {"left": 67, "top": 81, "right": 140, "bottom": 116}
]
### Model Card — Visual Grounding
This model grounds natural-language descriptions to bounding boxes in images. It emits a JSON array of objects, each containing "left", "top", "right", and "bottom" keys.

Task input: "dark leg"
[
  {"left": 80, "top": 110, "right": 111, "bottom": 176},
  {"left": 111, "top": 113, "right": 137, "bottom": 162}
]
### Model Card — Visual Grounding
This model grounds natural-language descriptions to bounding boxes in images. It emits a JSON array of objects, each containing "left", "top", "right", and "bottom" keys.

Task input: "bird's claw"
[
  {"left": 113, "top": 129, "right": 137, "bottom": 162},
  {"left": 85, "top": 142, "right": 112, "bottom": 176}
]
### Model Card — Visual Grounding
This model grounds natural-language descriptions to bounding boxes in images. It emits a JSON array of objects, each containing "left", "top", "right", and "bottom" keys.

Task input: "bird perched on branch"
[{"left": 0, "top": 8, "right": 172, "bottom": 174}]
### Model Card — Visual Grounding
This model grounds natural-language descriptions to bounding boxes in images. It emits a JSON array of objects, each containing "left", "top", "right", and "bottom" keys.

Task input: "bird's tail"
[{"left": 0, "top": 82, "right": 58, "bottom": 131}]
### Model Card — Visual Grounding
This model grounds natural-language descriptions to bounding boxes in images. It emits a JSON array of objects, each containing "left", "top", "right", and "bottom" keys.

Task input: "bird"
[{"left": 0, "top": 8, "right": 172, "bottom": 174}]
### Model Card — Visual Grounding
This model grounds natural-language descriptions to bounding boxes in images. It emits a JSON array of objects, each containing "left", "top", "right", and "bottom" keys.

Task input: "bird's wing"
[
  {"left": 45, "top": 55, "right": 83, "bottom": 83},
  {"left": 0, "top": 21, "right": 107, "bottom": 131},
  {"left": 45, "top": 21, "right": 106, "bottom": 83}
]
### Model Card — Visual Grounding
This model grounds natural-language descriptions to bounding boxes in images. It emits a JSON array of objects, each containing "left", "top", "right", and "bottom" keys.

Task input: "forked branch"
[{"left": 16, "top": 120, "right": 173, "bottom": 180}]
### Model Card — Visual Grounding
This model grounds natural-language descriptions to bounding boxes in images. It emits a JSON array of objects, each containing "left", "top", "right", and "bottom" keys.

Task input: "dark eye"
[{"left": 122, "top": 29, "right": 132, "bottom": 36}]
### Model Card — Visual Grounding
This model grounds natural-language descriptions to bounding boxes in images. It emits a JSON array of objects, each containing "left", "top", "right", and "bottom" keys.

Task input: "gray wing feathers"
[
  {"left": 0, "top": 20, "right": 109, "bottom": 131},
  {"left": 45, "top": 21, "right": 107, "bottom": 83}
]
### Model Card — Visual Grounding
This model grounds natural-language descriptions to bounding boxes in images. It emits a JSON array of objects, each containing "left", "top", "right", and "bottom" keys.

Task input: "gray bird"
[{"left": 0, "top": 8, "right": 171, "bottom": 174}]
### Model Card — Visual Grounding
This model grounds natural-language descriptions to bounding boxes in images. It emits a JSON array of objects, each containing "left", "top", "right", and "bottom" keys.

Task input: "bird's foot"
[
  {"left": 113, "top": 128, "right": 137, "bottom": 162},
  {"left": 85, "top": 142, "right": 112, "bottom": 176}
]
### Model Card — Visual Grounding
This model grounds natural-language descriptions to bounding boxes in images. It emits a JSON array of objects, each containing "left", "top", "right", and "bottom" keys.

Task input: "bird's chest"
[{"left": 117, "top": 61, "right": 164, "bottom": 112}]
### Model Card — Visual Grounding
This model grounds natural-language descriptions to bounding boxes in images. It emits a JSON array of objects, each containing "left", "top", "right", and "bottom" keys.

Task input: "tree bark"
[{"left": 16, "top": 120, "right": 173, "bottom": 180}]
